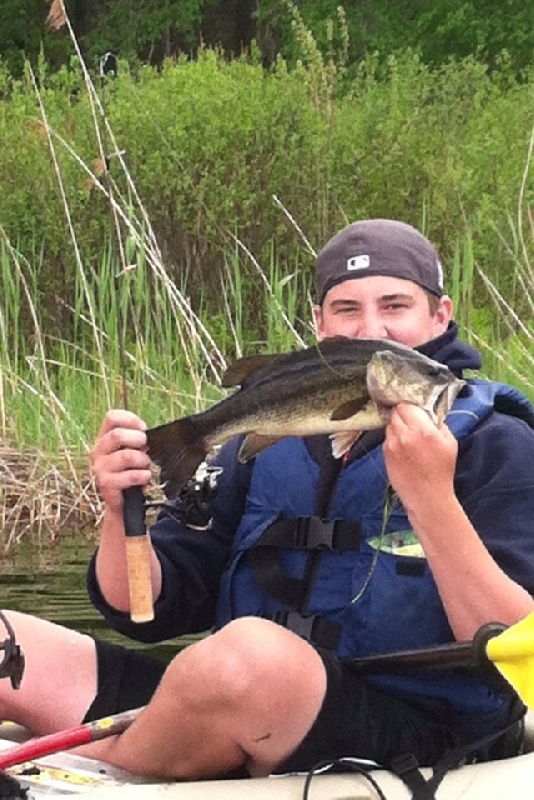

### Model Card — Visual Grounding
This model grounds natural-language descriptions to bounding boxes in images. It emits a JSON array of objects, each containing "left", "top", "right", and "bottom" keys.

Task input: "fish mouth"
[
  {"left": 433, "top": 379, "right": 466, "bottom": 423},
  {"left": 366, "top": 350, "right": 465, "bottom": 424}
]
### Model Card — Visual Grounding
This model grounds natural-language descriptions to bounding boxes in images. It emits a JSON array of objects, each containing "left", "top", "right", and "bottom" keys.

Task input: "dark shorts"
[
  {"left": 83, "top": 640, "right": 167, "bottom": 722},
  {"left": 278, "top": 649, "right": 459, "bottom": 773},
  {"left": 84, "top": 640, "right": 519, "bottom": 773}
]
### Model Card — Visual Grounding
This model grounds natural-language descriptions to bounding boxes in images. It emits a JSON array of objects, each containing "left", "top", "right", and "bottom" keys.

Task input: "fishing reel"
[
  {"left": 146, "top": 462, "right": 222, "bottom": 529},
  {"left": 178, "top": 462, "right": 222, "bottom": 529},
  {"left": 0, "top": 611, "right": 25, "bottom": 690}
]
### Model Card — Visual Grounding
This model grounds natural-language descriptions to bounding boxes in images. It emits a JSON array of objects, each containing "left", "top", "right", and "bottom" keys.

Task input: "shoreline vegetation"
[{"left": 0, "top": 8, "right": 533, "bottom": 551}]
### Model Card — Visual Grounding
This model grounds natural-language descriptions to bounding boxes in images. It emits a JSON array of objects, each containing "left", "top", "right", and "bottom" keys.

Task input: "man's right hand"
[{"left": 90, "top": 410, "right": 152, "bottom": 514}]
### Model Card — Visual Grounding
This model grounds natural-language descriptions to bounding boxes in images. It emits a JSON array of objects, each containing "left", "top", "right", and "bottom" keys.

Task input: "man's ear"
[{"left": 434, "top": 295, "right": 454, "bottom": 333}]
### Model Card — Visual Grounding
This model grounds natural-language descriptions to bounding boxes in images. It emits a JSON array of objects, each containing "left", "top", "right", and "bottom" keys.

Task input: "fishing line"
[{"left": 349, "top": 483, "right": 394, "bottom": 606}]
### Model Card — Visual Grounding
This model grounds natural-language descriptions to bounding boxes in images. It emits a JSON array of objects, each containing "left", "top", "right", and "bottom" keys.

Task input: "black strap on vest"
[
  {"left": 248, "top": 517, "right": 360, "bottom": 649},
  {"left": 247, "top": 517, "right": 361, "bottom": 610},
  {"left": 254, "top": 516, "right": 361, "bottom": 551},
  {"left": 271, "top": 611, "right": 342, "bottom": 651},
  {"left": 247, "top": 436, "right": 362, "bottom": 650}
]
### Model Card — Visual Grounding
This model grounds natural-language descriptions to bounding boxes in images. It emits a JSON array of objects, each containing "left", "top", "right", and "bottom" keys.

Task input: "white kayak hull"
[{"left": 2, "top": 713, "right": 534, "bottom": 800}]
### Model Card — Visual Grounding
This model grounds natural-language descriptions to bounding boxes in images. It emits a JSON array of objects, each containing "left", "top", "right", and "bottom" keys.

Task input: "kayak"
[{"left": 2, "top": 712, "right": 534, "bottom": 800}]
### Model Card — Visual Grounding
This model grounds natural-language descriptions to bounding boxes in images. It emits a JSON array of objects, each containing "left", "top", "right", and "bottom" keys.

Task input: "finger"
[
  {"left": 96, "top": 409, "right": 147, "bottom": 439},
  {"left": 92, "top": 427, "right": 148, "bottom": 462},
  {"left": 388, "top": 404, "right": 440, "bottom": 440},
  {"left": 92, "top": 447, "right": 153, "bottom": 499},
  {"left": 97, "top": 467, "right": 153, "bottom": 497},
  {"left": 94, "top": 445, "right": 152, "bottom": 474}
]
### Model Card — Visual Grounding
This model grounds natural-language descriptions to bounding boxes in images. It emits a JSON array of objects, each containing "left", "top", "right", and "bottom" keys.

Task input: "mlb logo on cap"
[{"left": 347, "top": 254, "right": 370, "bottom": 271}]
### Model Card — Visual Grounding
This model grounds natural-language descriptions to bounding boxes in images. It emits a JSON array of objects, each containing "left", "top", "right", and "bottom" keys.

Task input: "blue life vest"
[{"left": 215, "top": 380, "right": 534, "bottom": 717}]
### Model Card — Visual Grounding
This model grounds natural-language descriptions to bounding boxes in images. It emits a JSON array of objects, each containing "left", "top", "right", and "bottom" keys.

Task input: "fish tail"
[{"left": 146, "top": 417, "right": 208, "bottom": 498}]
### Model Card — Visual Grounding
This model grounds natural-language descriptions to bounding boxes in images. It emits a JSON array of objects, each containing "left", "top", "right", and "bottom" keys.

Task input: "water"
[{"left": 0, "top": 534, "right": 196, "bottom": 661}]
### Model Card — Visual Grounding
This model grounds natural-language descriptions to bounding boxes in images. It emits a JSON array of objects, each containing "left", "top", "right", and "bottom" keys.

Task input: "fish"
[{"left": 146, "top": 337, "right": 465, "bottom": 498}]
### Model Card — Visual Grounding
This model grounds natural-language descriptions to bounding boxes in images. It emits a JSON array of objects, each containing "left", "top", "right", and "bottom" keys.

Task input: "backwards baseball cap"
[{"left": 315, "top": 219, "right": 444, "bottom": 304}]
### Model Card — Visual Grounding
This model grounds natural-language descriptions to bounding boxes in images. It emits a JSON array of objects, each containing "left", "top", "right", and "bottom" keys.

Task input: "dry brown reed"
[
  {"left": 0, "top": 443, "right": 101, "bottom": 552},
  {"left": 45, "top": 0, "right": 67, "bottom": 32}
]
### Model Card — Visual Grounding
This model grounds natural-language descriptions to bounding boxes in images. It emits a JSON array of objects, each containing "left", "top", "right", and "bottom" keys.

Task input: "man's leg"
[
  {"left": 85, "top": 617, "right": 327, "bottom": 779},
  {"left": 0, "top": 610, "right": 98, "bottom": 733}
]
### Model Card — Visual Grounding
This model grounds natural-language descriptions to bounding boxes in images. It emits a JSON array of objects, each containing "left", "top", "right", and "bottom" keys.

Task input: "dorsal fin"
[{"left": 222, "top": 353, "right": 285, "bottom": 387}]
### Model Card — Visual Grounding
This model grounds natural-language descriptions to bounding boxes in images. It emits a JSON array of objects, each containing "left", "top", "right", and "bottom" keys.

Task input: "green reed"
[
  {"left": 450, "top": 226, "right": 533, "bottom": 396},
  {"left": 0, "top": 230, "right": 311, "bottom": 454}
]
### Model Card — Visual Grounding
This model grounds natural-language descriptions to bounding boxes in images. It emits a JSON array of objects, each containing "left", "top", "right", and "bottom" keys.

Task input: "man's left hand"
[{"left": 383, "top": 402, "right": 458, "bottom": 517}]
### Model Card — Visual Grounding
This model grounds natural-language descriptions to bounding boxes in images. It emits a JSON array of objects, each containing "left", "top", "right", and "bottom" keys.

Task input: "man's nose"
[{"left": 356, "top": 313, "right": 387, "bottom": 339}]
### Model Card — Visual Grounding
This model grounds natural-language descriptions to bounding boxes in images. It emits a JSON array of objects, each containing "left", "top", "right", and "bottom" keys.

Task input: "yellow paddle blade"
[{"left": 486, "top": 612, "right": 534, "bottom": 709}]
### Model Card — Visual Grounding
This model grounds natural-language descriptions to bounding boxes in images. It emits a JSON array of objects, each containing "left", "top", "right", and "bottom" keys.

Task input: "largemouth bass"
[{"left": 146, "top": 337, "right": 465, "bottom": 497}]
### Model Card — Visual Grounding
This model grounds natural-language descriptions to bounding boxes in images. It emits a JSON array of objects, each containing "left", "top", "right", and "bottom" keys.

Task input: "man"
[{"left": 2, "top": 219, "right": 534, "bottom": 780}]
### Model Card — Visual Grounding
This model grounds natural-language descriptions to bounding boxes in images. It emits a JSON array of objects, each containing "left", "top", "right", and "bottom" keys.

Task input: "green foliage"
[
  {"left": 256, "top": 0, "right": 534, "bottom": 76},
  {"left": 1, "top": 37, "right": 534, "bottom": 439},
  {"left": 80, "top": 0, "right": 217, "bottom": 65},
  {"left": 0, "top": 0, "right": 42, "bottom": 76},
  {"left": 415, "top": 0, "right": 534, "bottom": 73},
  {"left": 1, "top": 47, "right": 533, "bottom": 344},
  {"left": 3, "top": 1, "right": 533, "bottom": 80}
]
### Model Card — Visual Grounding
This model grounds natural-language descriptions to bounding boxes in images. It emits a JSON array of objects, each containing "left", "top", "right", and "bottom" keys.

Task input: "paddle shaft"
[
  {"left": 0, "top": 707, "right": 144, "bottom": 770},
  {"left": 345, "top": 641, "right": 476, "bottom": 672},
  {"left": 344, "top": 623, "right": 506, "bottom": 676}
]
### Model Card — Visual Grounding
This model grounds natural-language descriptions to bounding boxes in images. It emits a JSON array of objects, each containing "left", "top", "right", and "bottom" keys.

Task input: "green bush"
[{"left": 0, "top": 47, "right": 532, "bottom": 340}]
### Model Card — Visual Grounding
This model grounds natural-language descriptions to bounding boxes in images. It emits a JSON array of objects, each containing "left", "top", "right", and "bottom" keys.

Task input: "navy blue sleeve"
[
  {"left": 86, "top": 437, "right": 251, "bottom": 643},
  {"left": 455, "top": 413, "right": 534, "bottom": 596}
]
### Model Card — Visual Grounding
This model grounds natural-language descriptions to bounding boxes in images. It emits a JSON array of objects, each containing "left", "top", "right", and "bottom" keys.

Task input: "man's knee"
[
  {"left": 166, "top": 617, "right": 325, "bottom": 712},
  {"left": 210, "top": 617, "right": 312, "bottom": 684}
]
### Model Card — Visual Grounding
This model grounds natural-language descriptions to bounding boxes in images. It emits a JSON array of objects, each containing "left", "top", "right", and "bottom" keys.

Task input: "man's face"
[{"left": 314, "top": 275, "right": 453, "bottom": 348}]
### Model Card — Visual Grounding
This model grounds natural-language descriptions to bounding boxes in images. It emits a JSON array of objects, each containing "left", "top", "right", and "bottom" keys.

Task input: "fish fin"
[
  {"left": 146, "top": 418, "right": 208, "bottom": 499},
  {"left": 331, "top": 398, "right": 366, "bottom": 421},
  {"left": 222, "top": 353, "right": 285, "bottom": 388},
  {"left": 330, "top": 430, "right": 362, "bottom": 459},
  {"left": 238, "top": 433, "right": 286, "bottom": 462}
]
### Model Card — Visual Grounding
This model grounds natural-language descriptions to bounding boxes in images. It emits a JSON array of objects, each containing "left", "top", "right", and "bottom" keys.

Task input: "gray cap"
[{"left": 316, "top": 219, "right": 444, "bottom": 303}]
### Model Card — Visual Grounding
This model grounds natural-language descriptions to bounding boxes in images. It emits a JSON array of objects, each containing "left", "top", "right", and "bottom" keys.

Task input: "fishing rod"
[
  {"left": 1, "top": 614, "right": 534, "bottom": 771},
  {"left": 99, "top": 51, "right": 154, "bottom": 624}
]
